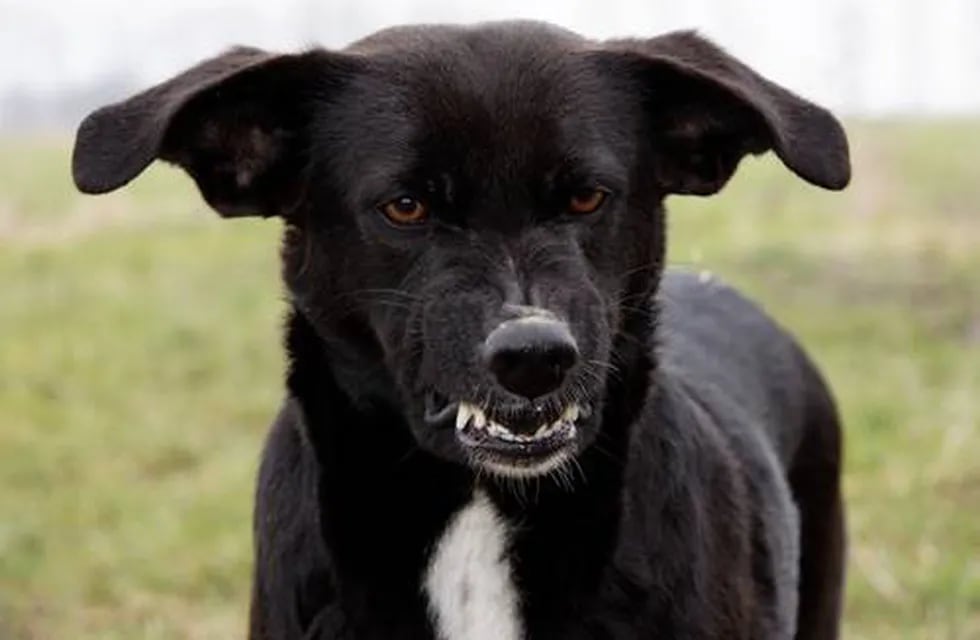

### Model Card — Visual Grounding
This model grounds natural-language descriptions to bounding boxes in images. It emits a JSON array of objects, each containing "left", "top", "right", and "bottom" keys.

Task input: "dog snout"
[{"left": 483, "top": 317, "right": 578, "bottom": 399}]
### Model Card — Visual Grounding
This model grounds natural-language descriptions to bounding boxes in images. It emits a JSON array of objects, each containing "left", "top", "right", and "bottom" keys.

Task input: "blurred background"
[{"left": 0, "top": 0, "right": 977, "bottom": 638}]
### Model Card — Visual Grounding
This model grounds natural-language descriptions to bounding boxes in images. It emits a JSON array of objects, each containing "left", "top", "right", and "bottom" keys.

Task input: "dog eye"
[
  {"left": 380, "top": 196, "right": 429, "bottom": 226},
  {"left": 567, "top": 188, "right": 609, "bottom": 215}
]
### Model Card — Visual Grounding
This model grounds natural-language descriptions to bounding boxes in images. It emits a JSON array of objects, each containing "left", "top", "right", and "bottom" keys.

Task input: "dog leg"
[{"left": 789, "top": 380, "right": 846, "bottom": 640}]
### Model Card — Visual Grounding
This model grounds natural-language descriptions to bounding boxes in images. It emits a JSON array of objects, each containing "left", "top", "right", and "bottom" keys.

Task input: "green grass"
[{"left": 1, "top": 122, "right": 978, "bottom": 638}]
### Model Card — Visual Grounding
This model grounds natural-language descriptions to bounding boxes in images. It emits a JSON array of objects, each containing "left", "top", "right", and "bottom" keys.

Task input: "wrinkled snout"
[{"left": 483, "top": 316, "right": 579, "bottom": 400}]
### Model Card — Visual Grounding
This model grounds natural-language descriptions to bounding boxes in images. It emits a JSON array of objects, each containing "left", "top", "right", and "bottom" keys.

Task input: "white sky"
[{"left": 1, "top": 0, "right": 979, "bottom": 116}]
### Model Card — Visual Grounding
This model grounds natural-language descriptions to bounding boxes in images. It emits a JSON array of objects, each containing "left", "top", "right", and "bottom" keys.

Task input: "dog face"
[{"left": 72, "top": 22, "right": 849, "bottom": 479}]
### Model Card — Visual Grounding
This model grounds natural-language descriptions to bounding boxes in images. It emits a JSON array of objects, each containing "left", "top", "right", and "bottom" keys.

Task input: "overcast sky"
[{"left": 1, "top": 0, "right": 978, "bottom": 118}]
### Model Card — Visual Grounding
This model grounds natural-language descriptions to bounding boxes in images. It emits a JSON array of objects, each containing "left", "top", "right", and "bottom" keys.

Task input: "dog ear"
[
  {"left": 596, "top": 31, "right": 850, "bottom": 195},
  {"left": 72, "top": 47, "right": 358, "bottom": 217}
]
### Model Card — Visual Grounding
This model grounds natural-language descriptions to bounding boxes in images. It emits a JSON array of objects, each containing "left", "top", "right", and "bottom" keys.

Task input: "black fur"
[{"left": 72, "top": 21, "right": 849, "bottom": 639}]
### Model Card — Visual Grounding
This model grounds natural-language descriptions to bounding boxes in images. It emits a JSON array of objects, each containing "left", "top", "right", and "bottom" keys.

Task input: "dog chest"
[{"left": 423, "top": 490, "right": 523, "bottom": 640}]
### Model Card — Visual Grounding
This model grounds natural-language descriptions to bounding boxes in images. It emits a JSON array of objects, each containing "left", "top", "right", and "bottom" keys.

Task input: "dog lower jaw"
[{"left": 476, "top": 449, "right": 574, "bottom": 480}]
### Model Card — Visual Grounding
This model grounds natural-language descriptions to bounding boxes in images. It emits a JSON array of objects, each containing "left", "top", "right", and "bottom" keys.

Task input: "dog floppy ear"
[
  {"left": 596, "top": 31, "right": 850, "bottom": 195},
  {"left": 72, "top": 47, "right": 357, "bottom": 217}
]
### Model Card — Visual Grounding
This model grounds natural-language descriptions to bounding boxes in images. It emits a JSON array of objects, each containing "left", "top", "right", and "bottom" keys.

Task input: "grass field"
[{"left": 1, "top": 122, "right": 978, "bottom": 639}]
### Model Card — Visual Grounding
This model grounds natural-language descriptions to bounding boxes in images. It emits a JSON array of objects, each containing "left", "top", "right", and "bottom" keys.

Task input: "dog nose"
[{"left": 484, "top": 318, "right": 578, "bottom": 399}]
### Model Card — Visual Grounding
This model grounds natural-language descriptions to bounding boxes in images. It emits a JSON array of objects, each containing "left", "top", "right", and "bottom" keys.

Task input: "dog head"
[{"left": 72, "top": 22, "right": 849, "bottom": 480}]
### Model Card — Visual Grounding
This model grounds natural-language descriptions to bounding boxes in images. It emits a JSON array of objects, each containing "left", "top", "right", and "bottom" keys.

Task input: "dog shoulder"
[
  {"left": 657, "top": 267, "right": 822, "bottom": 465},
  {"left": 627, "top": 376, "right": 801, "bottom": 637}
]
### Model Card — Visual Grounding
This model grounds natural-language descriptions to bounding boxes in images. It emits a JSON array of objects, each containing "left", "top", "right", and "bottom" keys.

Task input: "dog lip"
[{"left": 423, "top": 392, "right": 458, "bottom": 426}]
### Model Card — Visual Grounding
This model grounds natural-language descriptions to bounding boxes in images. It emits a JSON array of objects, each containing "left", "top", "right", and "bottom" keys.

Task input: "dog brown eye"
[
  {"left": 381, "top": 196, "right": 429, "bottom": 225},
  {"left": 568, "top": 188, "right": 608, "bottom": 215}
]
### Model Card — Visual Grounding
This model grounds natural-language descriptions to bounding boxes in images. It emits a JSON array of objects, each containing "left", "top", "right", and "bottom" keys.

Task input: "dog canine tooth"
[
  {"left": 557, "top": 404, "right": 579, "bottom": 424},
  {"left": 567, "top": 404, "right": 580, "bottom": 422},
  {"left": 456, "top": 403, "right": 475, "bottom": 431}
]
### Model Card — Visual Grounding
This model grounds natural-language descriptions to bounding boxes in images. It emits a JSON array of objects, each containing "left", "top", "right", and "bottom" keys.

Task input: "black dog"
[{"left": 72, "top": 21, "right": 849, "bottom": 640}]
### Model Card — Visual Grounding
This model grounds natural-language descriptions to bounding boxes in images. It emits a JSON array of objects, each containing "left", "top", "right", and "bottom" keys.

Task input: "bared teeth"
[
  {"left": 456, "top": 402, "right": 583, "bottom": 442},
  {"left": 491, "top": 422, "right": 530, "bottom": 442}
]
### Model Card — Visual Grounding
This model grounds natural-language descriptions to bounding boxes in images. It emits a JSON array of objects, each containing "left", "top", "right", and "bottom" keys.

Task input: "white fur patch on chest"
[{"left": 423, "top": 490, "right": 523, "bottom": 640}]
